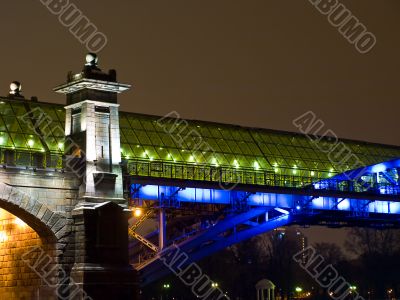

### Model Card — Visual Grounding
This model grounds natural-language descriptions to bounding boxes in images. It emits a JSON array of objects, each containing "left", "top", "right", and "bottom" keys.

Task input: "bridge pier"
[{"left": 70, "top": 202, "right": 138, "bottom": 300}]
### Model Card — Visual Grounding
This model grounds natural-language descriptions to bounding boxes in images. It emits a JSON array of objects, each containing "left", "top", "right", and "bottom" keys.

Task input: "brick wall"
[{"left": 0, "top": 208, "right": 56, "bottom": 300}]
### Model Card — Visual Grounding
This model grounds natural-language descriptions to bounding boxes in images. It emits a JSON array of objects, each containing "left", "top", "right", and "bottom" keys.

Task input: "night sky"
[{"left": 2, "top": 0, "right": 399, "bottom": 251}]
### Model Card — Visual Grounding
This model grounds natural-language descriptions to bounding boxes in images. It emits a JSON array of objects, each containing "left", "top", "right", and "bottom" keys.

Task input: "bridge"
[{"left": 0, "top": 54, "right": 399, "bottom": 299}]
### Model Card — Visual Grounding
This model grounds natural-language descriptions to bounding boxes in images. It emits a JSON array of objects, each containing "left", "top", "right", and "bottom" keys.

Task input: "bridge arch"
[{"left": 0, "top": 182, "right": 69, "bottom": 300}]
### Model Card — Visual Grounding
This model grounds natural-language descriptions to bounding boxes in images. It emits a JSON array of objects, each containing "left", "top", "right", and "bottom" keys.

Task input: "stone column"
[{"left": 70, "top": 201, "right": 138, "bottom": 300}]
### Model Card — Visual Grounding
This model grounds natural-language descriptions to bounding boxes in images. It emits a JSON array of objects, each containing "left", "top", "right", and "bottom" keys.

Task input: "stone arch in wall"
[{"left": 0, "top": 182, "right": 70, "bottom": 300}]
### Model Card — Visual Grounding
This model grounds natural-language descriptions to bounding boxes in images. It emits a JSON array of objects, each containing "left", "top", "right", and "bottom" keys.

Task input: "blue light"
[
  {"left": 296, "top": 205, "right": 301, "bottom": 210},
  {"left": 275, "top": 208, "right": 290, "bottom": 215}
]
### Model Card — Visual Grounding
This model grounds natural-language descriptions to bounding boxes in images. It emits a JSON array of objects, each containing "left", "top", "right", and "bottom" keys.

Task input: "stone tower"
[
  {"left": 54, "top": 53, "right": 131, "bottom": 204},
  {"left": 54, "top": 54, "right": 137, "bottom": 299}
]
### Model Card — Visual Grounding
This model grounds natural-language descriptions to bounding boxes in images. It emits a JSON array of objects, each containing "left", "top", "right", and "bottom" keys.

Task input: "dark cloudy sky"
[{"left": 1, "top": 0, "right": 399, "bottom": 251}]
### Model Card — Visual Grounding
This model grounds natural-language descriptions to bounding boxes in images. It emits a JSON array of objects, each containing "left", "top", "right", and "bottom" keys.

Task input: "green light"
[
  {"left": 350, "top": 286, "right": 357, "bottom": 290},
  {"left": 163, "top": 283, "right": 170, "bottom": 289},
  {"left": 212, "top": 158, "right": 218, "bottom": 166},
  {"left": 233, "top": 159, "right": 239, "bottom": 168},
  {"left": 295, "top": 287, "right": 302, "bottom": 293},
  {"left": 274, "top": 168, "right": 279, "bottom": 173},
  {"left": 0, "top": 137, "right": 4, "bottom": 145},
  {"left": 27, "top": 140, "right": 34, "bottom": 147},
  {"left": 293, "top": 165, "right": 298, "bottom": 175},
  {"left": 189, "top": 155, "right": 194, "bottom": 162},
  {"left": 58, "top": 142, "right": 64, "bottom": 149},
  {"left": 311, "top": 171, "right": 315, "bottom": 176},
  {"left": 254, "top": 161, "right": 260, "bottom": 170}
]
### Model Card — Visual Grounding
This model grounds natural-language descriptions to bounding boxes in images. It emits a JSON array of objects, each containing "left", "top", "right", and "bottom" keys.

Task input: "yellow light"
[
  {"left": 0, "top": 231, "right": 8, "bottom": 243},
  {"left": 133, "top": 208, "right": 142, "bottom": 217},
  {"left": 14, "top": 218, "right": 27, "bottom": 228}
]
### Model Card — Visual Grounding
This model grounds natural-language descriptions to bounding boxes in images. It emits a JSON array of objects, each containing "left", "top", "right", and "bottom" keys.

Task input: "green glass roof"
[
  {"left": 1, "top": 97, "right": 400, "bottom": 180},
  {"left": 120, "top": 112, "right": 400, "bottom": 178},
  {"left": 0, "top": 98, "right": 65, "bottom": 153}
]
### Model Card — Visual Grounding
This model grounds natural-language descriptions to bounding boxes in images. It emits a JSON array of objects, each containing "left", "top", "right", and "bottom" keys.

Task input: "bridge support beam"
[
  {"left": 159, "top": 207, "right": 167, "bottom": 250},
  {"left": 70, "top": 202, "right": 138, "bottom": 300}
]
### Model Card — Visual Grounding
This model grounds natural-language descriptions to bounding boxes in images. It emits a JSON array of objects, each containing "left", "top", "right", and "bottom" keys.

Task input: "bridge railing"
[
  {"left": 126, "top": 159, "right": 400, "bottom": 195},
  {"left": 0, "top": 148, "right": 63, "bottom": 169}
]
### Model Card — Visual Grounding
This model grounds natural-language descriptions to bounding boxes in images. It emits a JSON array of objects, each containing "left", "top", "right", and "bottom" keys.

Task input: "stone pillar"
[{"left": 70, "top": 202, "right": 138, "bottom": 300}]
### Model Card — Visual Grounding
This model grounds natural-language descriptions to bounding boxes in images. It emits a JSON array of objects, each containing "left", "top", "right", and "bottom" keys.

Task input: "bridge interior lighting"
[
  {"left": 311, "top": 171, "right": 315, "bottom": 176},
  {"left": 212, "top": 158, "right": 219, "bottom": 166},
  {"left": 274, "top": 167, "right": 279, "bottom": 173},
  {"left": 350, "top": 286, "right": 357, "bottom": 291},
  {"left": 254, "top": 161, "right": 260, "bottom": 170},
  {"left": 27, "top": 139, "right": 34, "bottom": 147},
  {"left": 14, "top": 217, "right": 27, "bottom": 228},
  {"left": 163, "top": 284, "right": 170, "bottom": 289},
  {"left": 0, "top": 231, "right": 8, "bottom": 243},
  {"left": 295, "top": 287, "right": 303, "bottom": 293},
  {"left": 189, "top": 155, "right": 194, "bottom": 162},
  {"left": 143, "top": 150, "right": 148, "bottom": 158},
  {"left": 58, "top": 142, "right": 63, "bottom": 149},
  {"left": 292, "top": 165, "right": 298, "bottom": 175},
  {"left": 233, "top": 160, "right": 239, "bottom": 168},
  {"left": 149, "top": 157, "right": 154, "bottom": 161},
  {"left": 296, "top": 205, "right": 301, "bottom": 210}
]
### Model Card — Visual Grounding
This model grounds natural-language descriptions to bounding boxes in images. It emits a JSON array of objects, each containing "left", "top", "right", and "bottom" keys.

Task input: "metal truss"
[{"left": 129, "top": 158, "right": 400, "bottom": 286}]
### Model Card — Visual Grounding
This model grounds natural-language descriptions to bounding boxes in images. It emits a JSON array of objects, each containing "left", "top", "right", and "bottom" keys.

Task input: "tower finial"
[
  {"left": 9, "top": 81, "right": 22, "bottom": 97},
  {"left": 85, "top": 53, "right": 98, "bottom": 67}
]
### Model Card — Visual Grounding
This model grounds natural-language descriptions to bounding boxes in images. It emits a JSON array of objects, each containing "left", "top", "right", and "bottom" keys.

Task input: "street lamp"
[{"left": 295, "top": 287, "right": 303, "bottom": 293}]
